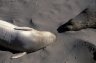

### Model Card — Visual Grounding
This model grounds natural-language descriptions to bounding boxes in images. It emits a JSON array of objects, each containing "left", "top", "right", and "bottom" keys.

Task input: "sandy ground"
[{"left": 0, "top": 0, "right": 96, "bottom": 63}]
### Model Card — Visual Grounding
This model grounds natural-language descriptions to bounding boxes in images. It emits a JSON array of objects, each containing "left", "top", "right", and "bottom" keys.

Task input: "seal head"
[
  {"left": 0, "top": 20, "right": 56, "bottom": 52},
  {"left": 15, "top": 27, "right": 56, "bottom": 52}
]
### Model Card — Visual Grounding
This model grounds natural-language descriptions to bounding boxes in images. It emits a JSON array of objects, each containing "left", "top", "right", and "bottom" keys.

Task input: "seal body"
[{"left": 0, "top": 20, "right": 56, "bottom": 52}]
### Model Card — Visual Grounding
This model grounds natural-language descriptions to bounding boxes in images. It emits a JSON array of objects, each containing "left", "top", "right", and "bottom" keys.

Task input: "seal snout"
[{"left": 42, "top": 32, "right": 56, "bottom": 44}]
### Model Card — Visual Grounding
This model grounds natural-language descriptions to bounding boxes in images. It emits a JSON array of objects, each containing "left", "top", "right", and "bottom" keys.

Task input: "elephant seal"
[
  {"left": 57, "top": 9, "right": 96, "bottom": 33},
  {"left": 0, "top": 20, "right": 56, "bottom": 58}
]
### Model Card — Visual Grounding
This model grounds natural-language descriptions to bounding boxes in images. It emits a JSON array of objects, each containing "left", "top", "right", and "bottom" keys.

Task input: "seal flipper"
[
  {"left": 14, "top": 27, "right": 32, "bottom": 31},
  {"left": 11, "top": 52, "right": 27, "bottom": 59}
]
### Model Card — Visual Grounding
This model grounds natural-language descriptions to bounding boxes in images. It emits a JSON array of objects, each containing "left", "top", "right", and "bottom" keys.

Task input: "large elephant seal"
[{"left": 0, "top": 20, "right": 56, "bottom": 58}]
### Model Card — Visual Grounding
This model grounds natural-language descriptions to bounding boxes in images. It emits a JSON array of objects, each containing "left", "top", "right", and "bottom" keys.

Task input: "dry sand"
[{"left": 0, "top": 0, "right": 96, "bottom": 63}]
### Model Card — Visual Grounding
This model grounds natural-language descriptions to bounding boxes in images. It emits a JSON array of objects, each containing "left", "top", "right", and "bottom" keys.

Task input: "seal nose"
[
  {"left": 43, "top": 32, "right": 56, "bottom": 44},
  {"left": 49, "top": 33, "right": 56, "bottom": 42}
]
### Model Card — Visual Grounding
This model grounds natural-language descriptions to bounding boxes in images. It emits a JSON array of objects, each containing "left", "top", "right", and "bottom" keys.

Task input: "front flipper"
[
  {"left": 11, "top": 52, "right": 27, "bottom": 59},
  {"left": 14, "top": 27, "right": 32, "bottom": 31}
]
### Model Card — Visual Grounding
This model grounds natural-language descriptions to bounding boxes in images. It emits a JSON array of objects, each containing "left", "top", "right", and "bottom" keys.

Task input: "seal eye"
[{"left": 14, "top": 27, "right": 32, "bottom": 31}]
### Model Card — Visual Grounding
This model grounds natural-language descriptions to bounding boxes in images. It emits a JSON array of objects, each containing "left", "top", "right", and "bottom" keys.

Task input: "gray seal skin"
[{"left": 0, "top": 20, "right": 56, "bottom": 58}]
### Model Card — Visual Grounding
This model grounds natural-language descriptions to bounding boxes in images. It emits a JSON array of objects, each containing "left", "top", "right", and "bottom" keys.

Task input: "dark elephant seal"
[
  {"left": 0, "top": 20, "right": 56, "bottom": 58},
  {"left": 57, "top": 9, "right": 96, "bottom": 33}
]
